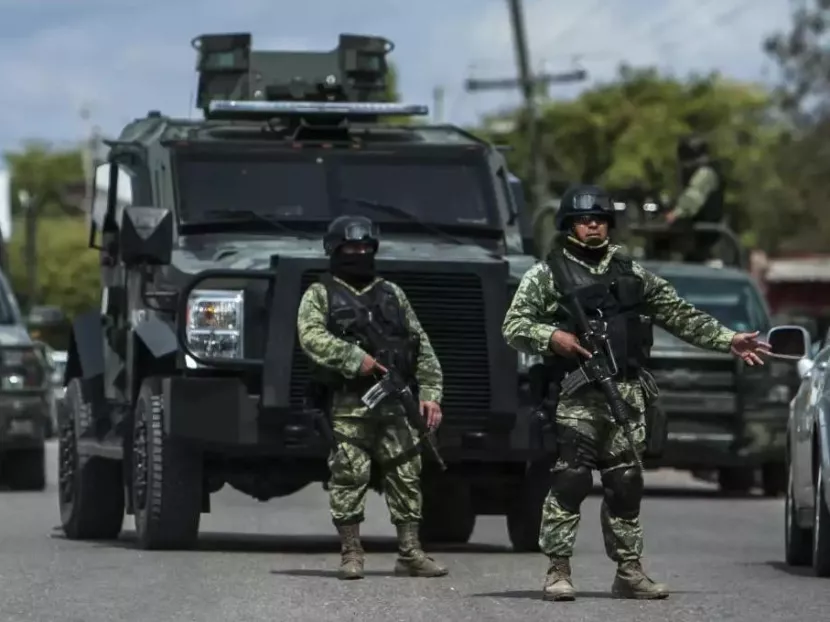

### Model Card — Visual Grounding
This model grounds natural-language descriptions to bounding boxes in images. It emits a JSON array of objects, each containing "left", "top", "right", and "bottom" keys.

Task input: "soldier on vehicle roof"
[
  {"left": 664, "top": 135, "right": 726, "bottom": 262},
  {"left": 502, "top": 184, "right": 770, "bottom": 601},
  {"left": 296, "top": 215, "right": 448, "bottom": 580}
]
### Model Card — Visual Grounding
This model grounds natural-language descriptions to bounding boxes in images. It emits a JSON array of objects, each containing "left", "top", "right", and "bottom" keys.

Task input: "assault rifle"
[
  {"left": 547, "top": 258, "right": 644, "bottom": 469},
  {"left": 360, "top": 369, "right": 447, "bottom": 471}
]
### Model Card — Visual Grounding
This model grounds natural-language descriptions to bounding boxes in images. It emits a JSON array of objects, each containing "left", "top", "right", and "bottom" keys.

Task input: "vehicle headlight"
[
  {"left": 0, "top": 347, "right": 48, "bottom": 390},
  {"left": 518, "top": 352, "right": 543, "bottom": 374},
  {"left": 766, "top": 384, "right": 790, "bottom": 404},
  {"left": 186, "top": 289, "right": 244, "bottom": 360}
]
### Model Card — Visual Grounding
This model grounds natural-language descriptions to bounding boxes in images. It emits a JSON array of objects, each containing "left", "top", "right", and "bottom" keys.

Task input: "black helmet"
[
  {"left": 677, "top": 135, "right": 709, "bottom": 162},
  {"left": 554, "top": 184, "right": 616, "bottom": 231},
  {"left": 323, "top": 215, "right": 379, "bottom": 256}
]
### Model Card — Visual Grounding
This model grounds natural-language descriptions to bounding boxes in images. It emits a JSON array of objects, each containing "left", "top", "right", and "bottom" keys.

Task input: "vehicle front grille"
[
  {"left": 289, "top": 270, "right": 491, "bottom": 417},
  {"left": 648, "top": 356, "right": 736, "bottom": 392}
]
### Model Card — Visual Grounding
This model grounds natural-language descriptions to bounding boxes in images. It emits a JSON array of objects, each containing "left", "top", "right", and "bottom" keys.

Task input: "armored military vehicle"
[{"left": 57, "top": 32, "right": 548, "bottom": 550}]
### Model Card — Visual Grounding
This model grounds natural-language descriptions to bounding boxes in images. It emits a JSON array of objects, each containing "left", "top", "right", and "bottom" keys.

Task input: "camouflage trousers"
[
  {"left": 327, "top": 411, "right": 423, "bottom": 527},
  {"left": 539, "top": 384, "right": 647, "bottom": 563}
]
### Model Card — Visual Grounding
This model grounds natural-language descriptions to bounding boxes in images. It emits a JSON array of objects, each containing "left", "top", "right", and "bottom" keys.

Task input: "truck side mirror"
[
  {"left": 119, "top": 206, "right": 174, "bottom": 266},
  {"left": 767, "top": 325, "right": 811, "bottom": 359}
]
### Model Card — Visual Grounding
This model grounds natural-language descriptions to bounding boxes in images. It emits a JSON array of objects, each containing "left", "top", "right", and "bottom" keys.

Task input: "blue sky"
[{"left": 0, "top": 0, "right": 793, "bottom": 157}]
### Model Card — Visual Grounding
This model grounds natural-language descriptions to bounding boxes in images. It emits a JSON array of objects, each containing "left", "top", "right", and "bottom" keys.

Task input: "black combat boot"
[
  {"left": 611, "top": 560, "right": 669, "bottom": 599},
  {"left": 336, "top": 523, "right": 364, "bottom": 580},
  {"left": 393, "top": 522, "right": 448, "bottom": 577},
  {"left": 543, "top": 557, "right": 576, "bottom": 601}
]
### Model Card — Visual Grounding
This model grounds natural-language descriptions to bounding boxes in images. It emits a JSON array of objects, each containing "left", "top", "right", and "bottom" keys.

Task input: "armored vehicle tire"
[
  {"left": 506, "top": 461, "right": 551, "bottom": 552},
  {"left": 4, "top": 447, "right": 46, "bottom": 491},
  {"left": 762, "top": 462, "right": 786, "bottom": 497},
  {"left": 59, "top": 379, "right": 125, "bottom": 540},
  {"left": 812, "top": 461, "right": 830, "bottom": 577},
  {"left": 420, "top": 479, "right": 475, "bottom": 544},
  {"left": 132, "top": 378, "right": 203, "bottom": 550},
  {"left": 784, "top": 460, "right": 812, "bottom": 566},
  {"left": 717, "top": 467, "right": 754, "bottom": 495}
]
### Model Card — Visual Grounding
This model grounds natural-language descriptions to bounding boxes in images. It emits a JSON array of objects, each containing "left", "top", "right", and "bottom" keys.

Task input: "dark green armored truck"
[{"left": 57, "top": 32, "right": 549, "bottom": 549}]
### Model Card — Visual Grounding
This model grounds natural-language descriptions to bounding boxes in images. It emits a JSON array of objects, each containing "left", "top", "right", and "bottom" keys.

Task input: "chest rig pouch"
[
  {"left": 546, "top": 251, "right": 653, "bottom": 381},
  {"left": 314, "top": 274, "right": 420, "bottom": 392}
]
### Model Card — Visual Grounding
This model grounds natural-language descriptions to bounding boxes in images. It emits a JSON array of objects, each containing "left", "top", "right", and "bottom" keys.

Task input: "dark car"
[
  {"left": 0, "top": 271, "right": 57, "bottom": 491},
  {"left": 641, "top": 260, "right": 793, "bottom": 495}
]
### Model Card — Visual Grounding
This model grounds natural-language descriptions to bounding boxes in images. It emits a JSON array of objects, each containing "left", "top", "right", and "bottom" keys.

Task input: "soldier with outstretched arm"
[
  {"left": 296, "top": 215, "right": 447, "bottom": 580},
  {"left": 502, "top": 184, "right": 770, "bottom": 601}
]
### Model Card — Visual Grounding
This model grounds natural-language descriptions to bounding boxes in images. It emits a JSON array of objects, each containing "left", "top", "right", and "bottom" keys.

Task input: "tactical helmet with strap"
[{"left": 554, "top": 184, "right": 617, "bottom": 231}]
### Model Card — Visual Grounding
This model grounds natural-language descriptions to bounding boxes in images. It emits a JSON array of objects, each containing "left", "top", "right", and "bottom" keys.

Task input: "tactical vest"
[
  {"left": 545, "top": 250, "right": 653, "bottom": 381},
  {"left": 311, "top": 274, "right": 420, "bottom": 392},
  {"left": 681, "top": 162, "right": 724, "bottom": 223}
]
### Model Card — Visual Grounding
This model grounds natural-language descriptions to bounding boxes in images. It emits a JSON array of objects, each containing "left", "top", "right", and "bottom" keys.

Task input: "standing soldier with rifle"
[
  {"left": 296, "top": 215, "right": 448, "bottom": 581},
  {"left": 502, "top": 184, "right": 770, "bottom": 602}
]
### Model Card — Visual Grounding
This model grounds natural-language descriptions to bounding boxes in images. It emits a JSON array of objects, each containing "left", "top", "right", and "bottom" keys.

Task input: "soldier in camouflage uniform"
[
  {"left": 296, "top": 215, "right": 448, "bottom": 581},
  {"left": 502, "top": 184, "right": 770, "bottom": 601},
  {"left": 664, "top": 135, "right": 725, "bottom": 262}
]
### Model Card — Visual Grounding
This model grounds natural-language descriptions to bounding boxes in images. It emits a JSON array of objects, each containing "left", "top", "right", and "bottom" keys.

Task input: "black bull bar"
[{"left": 174, "top": 254, "right": 519, "bottom": 422}]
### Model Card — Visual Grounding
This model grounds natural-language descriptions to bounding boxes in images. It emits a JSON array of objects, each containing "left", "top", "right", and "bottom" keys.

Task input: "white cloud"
[{"left": 0, "top": 0, "right": 795, "bottom": 155}]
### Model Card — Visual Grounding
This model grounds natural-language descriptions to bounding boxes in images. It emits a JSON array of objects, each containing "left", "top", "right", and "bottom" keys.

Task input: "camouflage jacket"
[
  {"left": 296, "top": 276, "right": 443, "bottom": 403},
  {"left": 673, "top": 165, "right": 719, "bottom": 219},
  {"left": 502, "top": 245, "right": 737, "bottom": 358}
]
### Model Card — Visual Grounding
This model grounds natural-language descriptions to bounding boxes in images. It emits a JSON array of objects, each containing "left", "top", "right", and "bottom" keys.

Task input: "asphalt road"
[{"left": 0, "top": 442, "right": 828, "bottom": 622}]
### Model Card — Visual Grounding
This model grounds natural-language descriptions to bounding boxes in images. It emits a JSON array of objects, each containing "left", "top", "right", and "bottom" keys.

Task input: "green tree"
[
  {"left": 475, "top": 66, "right": 783, "bottom": 252},
  {"left": 764, "top": 0, "right": 830, "bottom": 118},
  {"left": 383, "top": 62, "right": 401, "bottom": 102},
  {"left": 5, "top": 216, "right": 100, "bottom": 319},
  {"left": 760, "top": 0, "right": 830, "bottom": 252},
  {"left": 3, "top": 142, "right": 86, "bottom": 216}
]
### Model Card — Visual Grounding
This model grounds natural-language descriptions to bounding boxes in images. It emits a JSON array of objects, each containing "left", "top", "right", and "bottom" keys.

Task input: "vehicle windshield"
[
  {"left": 174, "top": 151, "right": 498, "bottom": 229},
  {"left": 658, "top": 274, "right": 769, "bottom": 332}
]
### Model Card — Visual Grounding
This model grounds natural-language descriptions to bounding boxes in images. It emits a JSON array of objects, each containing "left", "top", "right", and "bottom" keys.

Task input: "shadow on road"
[
  {"left": 271, "top": 568, "right": 397, "bottom": 578},
  {"left": 471, "top": 590, "right": 615, "bottom": 600},
  {"left": 587, "top": 485, "right": 775, "bottom": 500},
  {"left": 641, "top": 487, "right": 770, "bottom": 500},
  {"left": 760, "top": 560, "right": 816, "bottom": 578},
  {"left": 78, "top": 532, "right": 514, "bottom": 555},
  {"left": 471, "top": 589, "right": 705, "bottom": 600}
]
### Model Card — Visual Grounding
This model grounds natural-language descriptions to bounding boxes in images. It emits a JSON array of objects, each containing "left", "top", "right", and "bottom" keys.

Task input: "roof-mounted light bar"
[{"left": 207, "top": 99, "right": 429, "bottom": 117}]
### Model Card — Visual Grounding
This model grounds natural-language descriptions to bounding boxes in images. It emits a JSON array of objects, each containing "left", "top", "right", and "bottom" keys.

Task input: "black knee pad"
[
  {"left": 601, "top": 466, "right": 643, "bottom": 520},
  {"left": 551, "top": 466, "right": 593, "bottom": 513}
]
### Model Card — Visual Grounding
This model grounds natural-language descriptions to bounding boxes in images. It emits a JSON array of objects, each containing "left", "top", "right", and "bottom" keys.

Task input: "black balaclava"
[{"left": 330, "top": 248, "right": 377, "bottom": 289}]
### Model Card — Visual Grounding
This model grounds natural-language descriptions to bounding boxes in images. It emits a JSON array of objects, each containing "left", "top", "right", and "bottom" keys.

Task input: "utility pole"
[
  {"left": 432, "top": 85, "right": 445, "bottom": 124},
  {"left": 464, "top": 0, "right": 588, "bottom": 254},
  {"left": 19, "top": 190, "right": 37, "bottom": 309}
]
